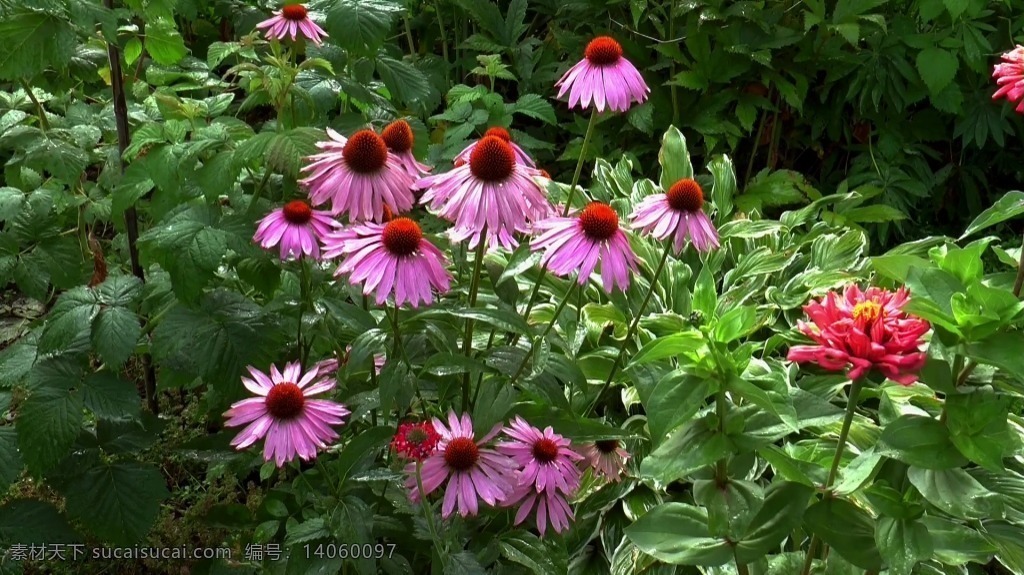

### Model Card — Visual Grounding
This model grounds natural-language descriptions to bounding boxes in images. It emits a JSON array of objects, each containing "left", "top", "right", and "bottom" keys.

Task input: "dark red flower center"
[
  {"left": 666, "top": 178, "right": 704, "bottom": 213},
  {"left": 444, "top": 437, "right": 479, "bottom": 471},
  {"left": 381, "top": 217, "right": 422, "bottom": 256},
  {"left": 484, "top": 127, "right": 512, "bottom": 142},
  {"left": 469, "top": 136, "right": 515, "bottom": 182},
  {"left": 579, "top": 202, "right": 620, "bottom": 241},
  {"left": 281, "top": 4, "right": 308, "bottom": 20},
  {"left": 407, "top": 427, "right": 430, "bottom": 444},
  {"left": 853, "top": 300, "right": 883, "bottom": 325},
  {"left": 343, "top": 130, "right": 388, "bottom": 174},
  {"left": 595, "top": 439, "right": 620, "bottom": 453},
  {"left": 585, "top": 36, "right": 623, "bottom": 66},
  {"left": 382, "top": 120, "right": 414, "bottom": 153},
  {"left": 532, "top": 438, "right": 560, "bottom": 463},
  {"left": 282, "top": 200, "right": 313, "bottom": 224},
  {"left": 265, "top": 382, "right": 305, "bottom": 419}
]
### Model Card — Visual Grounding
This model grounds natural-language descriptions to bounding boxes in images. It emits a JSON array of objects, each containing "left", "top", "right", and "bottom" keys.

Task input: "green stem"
[
  {"left": 20, "top": 79, "right": 49, "bottom": 132},
  {"left": 512, "top": 266, "right": 549, "bottom": 346},
  {"left": 734, "top": 554, "right": 749, "bottom": 575},
  {"left": 461, "top": 240, "right": 486, "bottom": 410},
  {"left": 509, "top": 283, "right": 579, "bottom": 383},
  {"left": 363, "top": 295, "right": 379, "bottom": 426},
  {"left": 415, "top": 460, "right": 447, "bottom": 567},
  {"left": 800, "top": 377, "right": 865, "bottom": 575},
  {"left": 297, "top": 258, "right": 313, "bottom": 367},
  {"left": 246, "top": 169, "right": 273, "bottom": 216},
  {"left": 433, "top": 0, "right": 450, "bottom": 83},
  {"left": 562, "top": 109, "right": 599, "bottom": 216},
  {"left": 584, "top": 242, "right": 673, "bottom": 416},
  {"left": 1013, "top": 233, "right": 1024, "bottom": 297},
  {"left": 715, "top": 384, "right": 729, "bottom": 482}
]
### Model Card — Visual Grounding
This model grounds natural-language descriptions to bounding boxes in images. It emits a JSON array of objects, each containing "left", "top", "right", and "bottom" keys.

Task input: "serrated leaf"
[
  {"left": 60, "top": 462, "right": 169, "bottom": 544},
  {"left": 325, "top": 0, "right": 402, "bottom": 55},
  {"left": 0, "top": 187, "right": 25, "bottom": 221},
  {"left": 80, "top": 372, "right": 141, "bottom": 420},
  {"left": 0, "top": 10, "right": 76, "bottom": 80},
  {"left": 508, "top": 93, "right": 556, "bottom": 125},
  {"left": 39, "top": 287, "right": 100, "bottom": 356},
  {"left": 91, "top": 307, "right": 141, "bottom": 367},
  {"left": 0, "top": 427, "right": 23, "bottom": 491},
  {"left": 376, "top": 56, "right": 430, "bottom": 105},
  {"left": 916, "top": 48, "right": 958, "bottom": 96},
  {"left": 17, "top": 385, "right": 84, "bottom": 474},
  {"left": 145, "top": 18, "right": 187, "bottom": 65},
  {"left": 0, "top": 499, "right": 80, "bottom": 544}
]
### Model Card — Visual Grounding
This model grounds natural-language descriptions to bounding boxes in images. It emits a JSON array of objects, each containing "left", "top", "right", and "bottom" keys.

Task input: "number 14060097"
[{"left": 302, "top": 543, "right": 397, "bottom": 560}]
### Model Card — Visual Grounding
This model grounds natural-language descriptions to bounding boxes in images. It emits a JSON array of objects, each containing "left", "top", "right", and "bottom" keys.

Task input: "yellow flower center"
[{"left": 852, "top": 301, "right": 882, "bottom": 325}]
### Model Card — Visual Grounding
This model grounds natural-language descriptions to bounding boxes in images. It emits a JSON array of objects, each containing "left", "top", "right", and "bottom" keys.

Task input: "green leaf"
[
  {"left": 445, "top": 307, "right": 532, "bottom": 336},
  {"left": 919, "top": 516, "right": 995, "bottom": 564},
  {"left": 498, "top": 532, "right": 566, "bottom": 575},
  {"left": 0, "top": 499, "right": 80, "bottom": 544},
  {"left": 325, "top": 0, "right": 402, "bottom": 55},
  {"left": 712, "top": 305, "right": 756, "bottom": 343},
  {"left": 916, "top": 48, "right": 958, "bottom": 96},
  {"left": 875, "top": 517, "right": 933, "bottom": 575},
  {"left": 0, "top": 427, "right": 23, "bottom": 491},
  {"left": 658, "top": 125, "right": 694, "bottom": 190},
  {"left": 60, "top": 462, "right": 169, "bottom": 544},
  {"left": 376, "top": 56, "right": 430, "bottom": 105},
  {"left": 735, "top": 481, "right": 814, "bottom": 562},
  {"left": 643, "top": 370, "right": 713, "bottom": 440},
  {"left": 628, "top": 331, "right": 704, "bottom": 367},
  {"left": 0, "top": 10, "right": 76, "bottom": 80},
  {"left": 0, "top": 187, "right": 25, "bottom": 222},
  {"left": 692, "top": 264, "right": 718, "bottom": 317},
  {"left": 907, "top": 467, "right": 1002, "bottom": 520},
  {"left": 625, "top": 503, "right": 733, "bottom": 566},
  {"left": 944, "top": 391, "right": 1012, "bottom": 470},
  {"left": 39, "top": 287, "right": 100, "bottom": 356},
  {"left": 640, "top": 418, "right": 732, "bottom": 482},
  {"left": 843, "top": 204, "right": 907, "bottom": 223},
  {"left": 803, "top": 499, "right": 884, "bottom": 570},
  {"left": 91, "top": 306, "right": 141, "bottom": 367},
  {"left": 707, "top": 154, "right": 736, "bottom": 221},
  {"left": 961, "top": 191, "right": 1024, "bottom": 238},
  {"left": 726, "top": 375, "right": 798, "bottom": 434},
  {"left": 878, "top": 415, "right": 968, "bottom": 469},
  {"left": 80, "top": 372, "right": 141, "bottom": 420},
  {"left": 145, "top": 18, "right": 187, "bottom": 65},
  {"left": 982, "top": 521, "right": 1024, "bottom": 573},
  {"left": 508, "top": 94, "right": 556, "bottom": 125},
  {"left": 965, "top": 332, "right": 1024, "bottom": 380},
  {"left": 17, "top": 385, "right": 84, "bottom": 474}
]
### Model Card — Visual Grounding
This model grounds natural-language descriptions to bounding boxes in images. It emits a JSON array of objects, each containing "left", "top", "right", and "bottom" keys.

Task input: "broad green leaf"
[
  {"left": 982, "top": 521, "right": 1024, "bottom": 573},
  {"left": 145, "top": 18, "right": 187, "bottom": 65},
  {"left": 625, "top": 503, "right": 733, "bottom": 566},
  {"left": 965, "top": 332, "right": 1024, "bottom": 381},
  {"left": 726, "top": 375, "right": 798, "bottom": 433},
  {"left": 960, "top": 191, "right": 1024, "bottom": 238},
  {"left": 878, "top": 415, "right": 968, "bottom": 469},
  {"left": 508, "top": 94, "right": 556, "bottom": 125},
  {"left": 376, "top": 56, "right": 430, "bottom": 105},
  {"left": 325, "top": 0, "right": 402, "bottom": 55},
  {"left": 640, "top": 418, "right": 732, "bottom": 483},
  {"left": 707, "top": 154, "right": 736, "bottom": 221},
  {"left": 80, "top": 372, "right": 141, "bottom": 420},
  {"left": 803, "top": 499, "right": 884, "bottom": 570},
  {"left": 628, "top": 331, "right": 704, "bottom": 367},
  {"left": 871, "top": 255, "right": 931, "bottom": 282},
  {"left": 916, "top": 48, "right": 958, "bottom": 96},
  {"left": 0, "top": 187, "right": 25, "bottom": 222},
  {"left": 39, "top": 287, "right": 99, "bottom": 356},
  {"left": 919, "top": 516, "right": 995, "bottom": 565},
  {"left": 0, "top": 499, "right": 80, "bottom": 544},
  {"left": 658, "top": 125, "right": 694, "bottom": 190},
  {"left": 91, "top": 306, "right": 141, "bottom": 367},
  {"left": 907, "top": 467, "right": 1002, "bottom": 520},
  {"left": 694, "top": 479, "right": 763, "bottom": 538},
  {"left": 692, "top": 265, "right": 717, "bottom": 317},
  {"left": 875, "top": 517, "right": 933, "bottom": 575},
  {"left": 17, "top": 385, "right": 84, "bottom": 474},
  {"left": 498, "top": 532, "right": 566, "bottom": 575},
  {"left": 60, "top": 462, "right": 169, "bottom": 544},
  {"left": 644, "top": 370, "right": 713, "bottom": 440},
  {"left": 735, "top": 481, "right": 814, "bottom": 562},
  {"left": 0, "top": 427, "right": 23, "bottom": 491},
  {"left": 0, "top": 10, "right": 76, "bottom": 80},
  {"left": 944, "top": 391, "right": 1012, "bottom": 470},
  {"left": 712, "top": 306, "right": 756, "bottom": 343}
]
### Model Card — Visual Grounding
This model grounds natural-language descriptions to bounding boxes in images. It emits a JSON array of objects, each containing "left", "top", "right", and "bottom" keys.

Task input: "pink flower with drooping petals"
[
  {"left": 787, "top": 285, "right": 931, "bottom": 385},
  {"left": 531, "top": 202, "right": 640, "bottom": 293},
  {"left": 993, "top": 45, "right": 1024, "bottom": 113},
  {"left": 555, "top": 36, "right": 649, "bottom": 112},
  {"left": 256, "top": 4, "right": 328, "bottom": 46},
  {"left": 578, "top": 440, "right": 631, "bottom": 482},
  {"left": 630, "top": 178, "right": 720, "bottom": 253},
  {"left": 454, "top": 127, "right": 535, "bottom": 168},
  {"left": 223, "top": 361, "right": 350, "bottom": 467},
  {"left": 323, "top": 217, "right": 451, "bottom": 308},
  {"left": 300, "top": 129, "right": 415, "bottom": 223},
  {"left": 497, "top": 417, "right": 583, "bottom": 536},
  {"left": 253, "top": 200, "right": 338, "bottom": 260},
  {"left": 413, "top": 136, "right": 553, "bottom": 250},
  {"left": 382, "top": 119, "right": 431, "bottom": 178},
  {"left": 404, "top": 411, "right": 517, "bottom": 518}
]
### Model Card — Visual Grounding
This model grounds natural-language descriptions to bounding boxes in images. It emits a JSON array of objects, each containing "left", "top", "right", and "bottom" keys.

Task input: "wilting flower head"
[
  {"left": 579, "top": 439, "right": 630, "bottom": 481},
  {"left": 223, "top": 361, "right": 350, "bottom": 467},
  {"left": 404, "top": 411, "right": 517, "bottom": 518},
  {"left": 630, "top": 178, "right": 719, "bottom": 254},
  {"left": 454, "top": 127, "right": 536, "bottom": 168},
  {"left": 993, "top": 45, "right": 1024, "bottom": 113},
  {"left": 787, "top": 285, "right": 931, "bottom": 385},
  {"left": 497, "top": 417, "right": 583, "bottom": 536},
  {"left": 256, "top": 4, "right": 328, "bottom": 46},
  {"left": 555, "top": 36, "right": 650, "bottom": 113},
  {"left": 323, "top": 217, "right": 451, "bottom": 308},
  {"left": 382, "top": 119, "right": 431, "bottom": 178},
  {"left": 531, "top": 202, "right": 640, "bottom": 293},
  {"left": 253, "top": 200, "right": 338, "bottom": 260},
  {"left": 300, "top": 128, "right": 415, "bottom": 223},
  {"left": 392, "top": 421, "right": 442, "bottom": 461},
  {"left": 414, "top": 136, "right": 553, "bottom": 250}
]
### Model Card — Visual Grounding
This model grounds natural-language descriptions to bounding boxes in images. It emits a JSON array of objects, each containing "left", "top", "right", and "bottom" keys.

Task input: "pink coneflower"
[
  {"left": 787, "top": 285, "right": 931, "bottom": 385},
  {"left": 323, "top": 217, "right": 451, "bottom": 308},
  {"left": 497, "top": 417, "right": 582, "bottom": 536},
  {"left": 253, "top": 200, "right": 338, "bottom": 260},
  {"left": 300, "top": 128, "right": 415, "bottom": 223},
  {"left": 993, "top": 45, "right": 1024, "bottom": 113},
  {"left": 454, "top": 127, "right": 536, "bottom": 167},
  {"left": 223, "top": 361, "right": 350, "bottom": 467},
  {"left": 382, "top": 119, "right": 431, "bottom": 178},
  {"left": 531, "top": 202, "right": 640, "bottom": 293},
  {"left": 392, "top": 421, "right": 442, "bottom": 461},
  {"left": 555, "top": 36, "right": 649, "bottom": 113},
  {"left": 256, "top": 4, "right": 328, "bottom": 46},
  {"left": 629, "top": 178, "right": 720, "bottom": 254},
  {"left": 414, "top": 136, "right": 553, "bottom": 250},
  {"left": 404, "top": 411, "right": 517, "bottom": 518},
  {"left": 579, "top": 440, "right": 630, "bottom": 481}
]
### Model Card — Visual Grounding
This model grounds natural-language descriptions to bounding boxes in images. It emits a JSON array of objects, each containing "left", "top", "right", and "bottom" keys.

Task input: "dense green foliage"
[{"left": 2, "top": 0, "right": 1024, "bottom": 575}]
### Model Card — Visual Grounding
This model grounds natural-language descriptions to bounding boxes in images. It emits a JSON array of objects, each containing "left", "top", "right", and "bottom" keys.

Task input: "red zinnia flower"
[{"left": 392, "top": 422, "right": 441, "bottom": 461}]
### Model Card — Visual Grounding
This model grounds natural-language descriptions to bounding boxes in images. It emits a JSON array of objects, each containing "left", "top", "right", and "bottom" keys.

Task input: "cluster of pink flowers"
[{"left": 391, "top": 412, "right": 630, "bottom": 536}]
